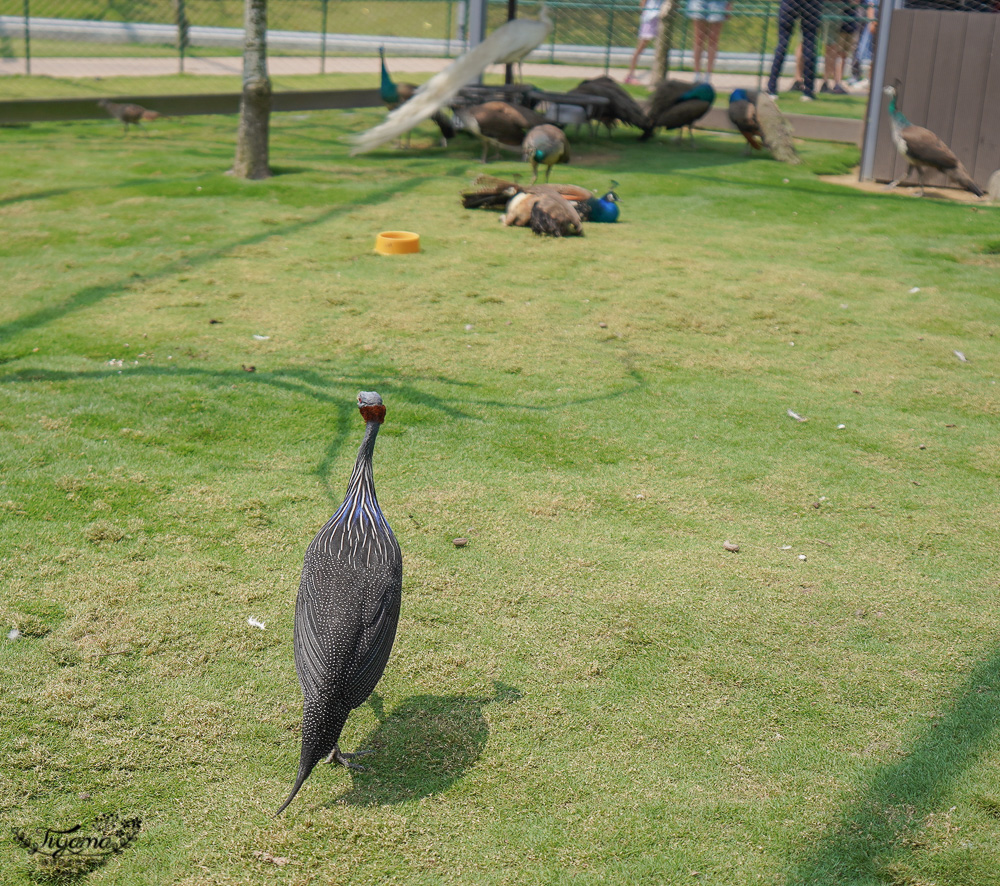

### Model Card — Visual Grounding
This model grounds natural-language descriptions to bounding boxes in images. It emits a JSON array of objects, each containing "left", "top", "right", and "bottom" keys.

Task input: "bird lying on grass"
[
  {"left": 882, "top": 84, "right": 983, "bottom": 197},
  {"left": 276, "top": 392, "right": 402, "bottom": 815},
  {"left": 461, "top": 174, "right": 620, "bottom": 222},
  {"left": 502, "top": 188, "right": 583, "bottom": 237}
]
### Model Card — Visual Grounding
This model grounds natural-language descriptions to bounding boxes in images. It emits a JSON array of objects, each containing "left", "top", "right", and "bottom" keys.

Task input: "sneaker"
[
  {"left": 800, "top": 94, "right": 814, "bottom": 102},
  {"left": 832, "top": 84, "right": 849, "bottom": 95},
  {"left": 819, "top": 81, "right": 832, "bottom": 94},
  {"left": 624, "top": 76, "right": 639, "bottom": 85},
  {"left": 766, "top": 91, "right": 780, "bottom": 99},
  {"left": 789, "top": 80, "right": 804, "bottom": 92}
]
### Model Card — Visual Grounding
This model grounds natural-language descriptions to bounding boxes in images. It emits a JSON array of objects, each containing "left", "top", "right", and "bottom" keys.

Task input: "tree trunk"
[
  {"left": 231, "top": 0, "right": 272, "bottom": 179},
  {"left": 652, "top": 0, "right": 677, "bottom": 83}
]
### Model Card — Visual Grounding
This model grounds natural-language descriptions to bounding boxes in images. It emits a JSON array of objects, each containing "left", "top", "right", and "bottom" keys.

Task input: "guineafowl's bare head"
[{"left": 358, "top": 391, "right": 386, "bottom": 423}]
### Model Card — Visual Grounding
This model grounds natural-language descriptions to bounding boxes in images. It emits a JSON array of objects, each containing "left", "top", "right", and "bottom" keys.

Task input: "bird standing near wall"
[
  {"left": 378, "top": 47, "right": 455, "bottom": 148},
  {"left": 276, "top": 392, "right": 403, "bottom": 815},
  {"left": 641, "top": 81, "right": 715, "bottom": 145},
  {"left": 350, "top": 5, "right": 552, "bottom": 155},
  {"left": 97, "top": 99, "right": 164, "bottom": 134},
  {"left": 882, "top": 85, "right": 983, "bottom": 198},
  {"left": 523, "top": 123, "right": 570, "bottom": 183}
]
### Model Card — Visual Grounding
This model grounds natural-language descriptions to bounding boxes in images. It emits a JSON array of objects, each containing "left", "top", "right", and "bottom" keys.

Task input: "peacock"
[
  {"left": 727, "top": 88, "right": 800, "bottom": 164},
  {"left": 522, "top": 123, "right": 570, "bottom": 184},
  {"left": 350, "top": 6, "right": 552, "bottom": 154},
  {"left": 572, "top": 77, "right": 652, "bottom": 138},
  {"left": 640, "top": 80, "right": 715, "bottom": 145},
  {"left": 455, "top": 101, "right": 553, "bottom": 163},
  {"left": 461, "top": 174, "right": 620, "bottom": 222},
  {"left": 502, "top": 189, "right": 583, "bottom": 237},
  {"left": 378, "top": 47, "right": 455, "bottom": 148},
  {"left": 882, "top": 85, "right": 983, "bottom": 198}
]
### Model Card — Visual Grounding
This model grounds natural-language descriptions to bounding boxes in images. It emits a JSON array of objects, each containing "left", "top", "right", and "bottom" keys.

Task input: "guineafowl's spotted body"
[{"left": 277, "top": 392, "right": 402, "bottom": 815}]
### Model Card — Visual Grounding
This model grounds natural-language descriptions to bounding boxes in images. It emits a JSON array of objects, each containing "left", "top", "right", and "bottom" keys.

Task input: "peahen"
[
  {"left": 522, "top": 123, "right": 570, "bottom": 184},
  {"left": 572, "top": 76, "right": 652, "bottom": 138},
  {"left": 97, "top": 99, "right": 164, "bottom": 134},
  {"left": 378, "top": 47, "right": 455, "bottom": 148},
  {"left": 455, "top": 101, "right": 552, "bottom": 163},
  {"left": 276, "top": 392, "right": 403, "bottom": 815},
  {"left": 882, "top": 85, "right": 983, "bottom": 197},
  {"left": 727, "top": 88, "right": 800, "bottom": 164},
  {"left": 641, "top": 80, "right": 715, "bottom": 145}
]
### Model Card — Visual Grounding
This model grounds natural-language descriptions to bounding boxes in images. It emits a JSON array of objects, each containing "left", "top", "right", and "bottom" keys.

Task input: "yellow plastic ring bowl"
[{"left": 375, "top": 231, "right": 420, "bottom": 255}]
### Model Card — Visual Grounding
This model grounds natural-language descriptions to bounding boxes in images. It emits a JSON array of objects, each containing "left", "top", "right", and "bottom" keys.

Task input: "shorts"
[
  {"left": 639, "top": 10, "right": 660, "bottom": 40},
  {"left": 685, "top": 0, "right": 729, "bottom": 23},
  {"left": 822, "top": 19, "right": 858, "bottom": 55}
]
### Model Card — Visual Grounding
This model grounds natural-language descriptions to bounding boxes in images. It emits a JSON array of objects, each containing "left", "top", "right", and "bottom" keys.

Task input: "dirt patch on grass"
[{"left": 820, "top": 168, "right": 993, "bottom": 205}]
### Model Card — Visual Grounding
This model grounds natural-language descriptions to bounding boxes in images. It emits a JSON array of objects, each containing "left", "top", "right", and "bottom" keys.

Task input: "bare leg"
[
  {"left": 625, "top": 37, "right": 650, "bottom": 82},
  {"left": 692, "top": 21, "right": 705, "bottom": 79},
  {"left": 705, "top": 21, "right": 723, "bottom": 78}
]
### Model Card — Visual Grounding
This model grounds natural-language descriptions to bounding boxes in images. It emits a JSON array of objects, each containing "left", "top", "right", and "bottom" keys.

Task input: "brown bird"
[
  {"left": 572, "top": 76, "right": 652, "bottom": 138},
  {"left": 97, "top": 99, "right": 163, "bottom": 134},
  {"left": 454, "top": 101, "right": 552, "bottom": 163},
  {"left": 883, "top": 85, "right": 983, "bottom": 197},
  {"left": 462, "top": 173, "right": 593, "bottom": 210},
  {"left": 501, "top": 188, "right": 583, "bottom": 237}
]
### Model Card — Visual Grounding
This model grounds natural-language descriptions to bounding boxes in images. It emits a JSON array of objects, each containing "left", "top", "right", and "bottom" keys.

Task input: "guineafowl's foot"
[
  {"left": 323, "top": 746, "right": 374, "bottom": 771},
  {"left": 884, "top": 179, "right": 900, "bottom": 191}
]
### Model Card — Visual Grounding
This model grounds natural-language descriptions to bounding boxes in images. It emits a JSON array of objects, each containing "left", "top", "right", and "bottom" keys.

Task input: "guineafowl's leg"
[
  {"left": 323, "top": 745, "right": 375, "bottom": 771},
  {"left": 914, "top": 167, "right": 926, "bottom": 197},
  {"left": 544, "top": 165, "right": 552, "bottom": 183}
]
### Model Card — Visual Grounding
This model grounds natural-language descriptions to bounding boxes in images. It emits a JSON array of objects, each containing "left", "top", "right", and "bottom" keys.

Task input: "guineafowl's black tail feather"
[
  {"left": 276, "top": 694, "right": 350, "bottom": 815},
  {"left": 275, "top": 761, "right": 316, "bottom": 816}
]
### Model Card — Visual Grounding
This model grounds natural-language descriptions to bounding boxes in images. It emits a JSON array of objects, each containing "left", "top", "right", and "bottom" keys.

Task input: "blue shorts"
[{"left": 686, "top": 0, "right": 729, "bottom": 23}]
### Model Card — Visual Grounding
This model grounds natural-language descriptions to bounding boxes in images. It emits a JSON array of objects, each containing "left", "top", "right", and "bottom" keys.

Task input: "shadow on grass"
[
  {"left": 331, "top": 682, "right": 522, "bottom": 806},
  {"left": 0, "top": 174, "right": 430, "bottom": 349},
  {"left": 787, "top": 646, "right": 1000, "bottom": 885}
]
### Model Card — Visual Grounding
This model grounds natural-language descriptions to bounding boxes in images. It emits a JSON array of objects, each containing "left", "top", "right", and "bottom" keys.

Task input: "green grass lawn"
[{"left": 2, "top": 108, "right": 999, "bottom": 886}]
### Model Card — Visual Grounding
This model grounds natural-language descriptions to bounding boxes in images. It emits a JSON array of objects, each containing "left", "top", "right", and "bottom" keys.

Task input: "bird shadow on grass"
[
  {"left": 329, "top": 681, "right": 522, "bottom": 807},
  {"left": 0, "top": 174, "right": 431, "bottom": 349},
  {"left": 786, "top": 644, "right": 1000, "bottom": 885}
]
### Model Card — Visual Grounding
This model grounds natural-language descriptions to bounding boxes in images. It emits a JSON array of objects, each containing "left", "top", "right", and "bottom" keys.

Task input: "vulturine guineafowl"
[{"left": 276, "top": 392, "right": 403, "bottom": 815}]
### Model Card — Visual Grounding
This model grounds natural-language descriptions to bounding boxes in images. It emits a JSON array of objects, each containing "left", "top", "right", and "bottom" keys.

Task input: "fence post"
[
  {"left": 22, "top": 0, "right": 30, "bottom": 76},
  {"left": 174, "top": 0, "right": 189, "bottom": 74},
  {"left": 320, "top": 0, "right": 329, "bottom": 73}
]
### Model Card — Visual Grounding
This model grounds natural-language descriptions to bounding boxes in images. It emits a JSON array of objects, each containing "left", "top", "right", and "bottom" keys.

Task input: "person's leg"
[
  {"left": 799, "top": 0, "right": 822, "bottom": 98},
  {"left": 625, "top": 37, "right": 651, "bottom": 82},
  {"left": 767, "top": 1, "right": 796, "bottom": 94},
  {"left": 692, "top": 20, "right": 706, "bottom": 78},
  {"left": 705, "top": 20, "right": 723, "bottom": 77}
]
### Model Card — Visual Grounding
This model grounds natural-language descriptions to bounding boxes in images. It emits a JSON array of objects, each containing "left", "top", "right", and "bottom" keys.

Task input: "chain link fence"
[{"left": 0, "top": 0, "right": 871, "bottom": 93}]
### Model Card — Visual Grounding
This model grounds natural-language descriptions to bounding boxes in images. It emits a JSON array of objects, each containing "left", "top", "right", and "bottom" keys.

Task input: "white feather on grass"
[
  {"left": 349, "top": 5, "right": 552, "bottom": 155},
  {"left": 247, "top": 616, "right": 266, "bottom": 630}
]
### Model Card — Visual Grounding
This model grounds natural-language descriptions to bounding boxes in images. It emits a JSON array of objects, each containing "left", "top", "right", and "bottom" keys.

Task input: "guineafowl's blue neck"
[{"left": 587, "top": 195, "right": 619, "bottom": 223}]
